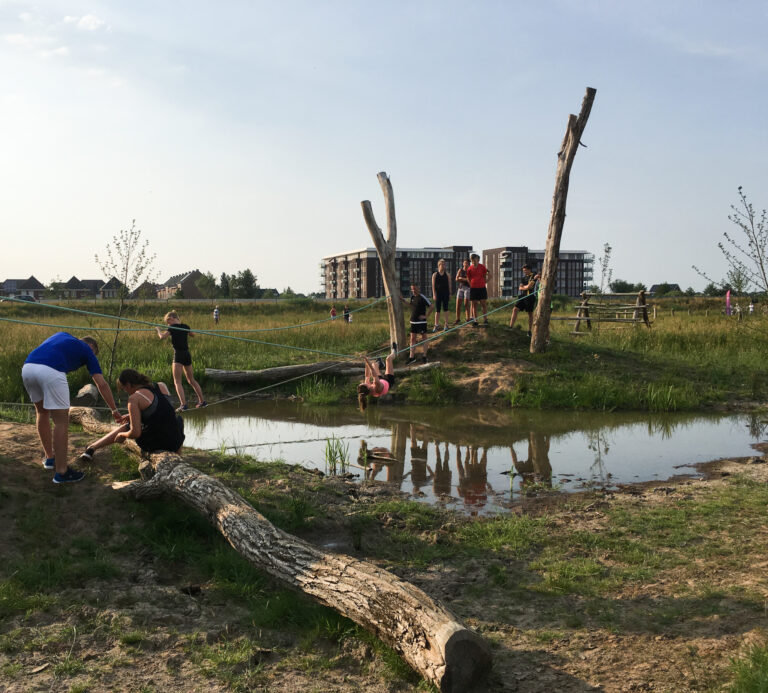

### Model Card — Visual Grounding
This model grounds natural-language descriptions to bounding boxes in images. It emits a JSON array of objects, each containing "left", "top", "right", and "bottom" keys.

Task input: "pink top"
[{"left": 371, "top": 377, "right": 390, "bottom": 398}]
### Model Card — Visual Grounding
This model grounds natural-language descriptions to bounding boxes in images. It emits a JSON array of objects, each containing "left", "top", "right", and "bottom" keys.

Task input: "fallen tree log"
[
  {"left": 206, "top": 361, "right": 441, "bottom": 383},
  {"left": 71, "top": 407, "right": 491, "bottom": 691}
]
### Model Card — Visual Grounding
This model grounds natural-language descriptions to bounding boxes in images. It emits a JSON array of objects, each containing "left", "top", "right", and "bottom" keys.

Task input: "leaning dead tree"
[
  {"left": 70, "top": 408, "right": 491, "bottom": 691},
  {"left": 361, "top": 172, "right": 407, "bottom": 355},
  {"left": 531, "top": 87, "right": 596, "bottom": 353}
]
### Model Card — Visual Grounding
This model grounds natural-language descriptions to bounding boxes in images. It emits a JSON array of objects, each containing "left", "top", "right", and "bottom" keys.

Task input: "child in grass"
[{"left": 155, "top": 311, "right": 206, "bottom": 410}]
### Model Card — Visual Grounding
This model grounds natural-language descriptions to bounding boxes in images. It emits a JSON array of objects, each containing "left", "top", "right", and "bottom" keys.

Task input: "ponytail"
[
  {"left": 117, "top": 368, "right": 153, "bottom": 389},
  {"left": 357, "top": 383, "right": 370, "bottom": 413}
]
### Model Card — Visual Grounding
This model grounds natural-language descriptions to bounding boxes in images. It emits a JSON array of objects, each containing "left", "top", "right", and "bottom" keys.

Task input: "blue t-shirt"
[{"left": 24, "top": 332, "right": 102, "bottom": 375}]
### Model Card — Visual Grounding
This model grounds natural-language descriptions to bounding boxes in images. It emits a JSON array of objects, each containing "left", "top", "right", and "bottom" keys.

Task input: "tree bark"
[
  {"left": 71, "top": 408, "right": 491, "bottom": 691},
  {"left": 361, "top": 172, "right": 407, "bottom": 355},
  {"left": 531, "top": 87, "right": 596, "bottom": 353}
]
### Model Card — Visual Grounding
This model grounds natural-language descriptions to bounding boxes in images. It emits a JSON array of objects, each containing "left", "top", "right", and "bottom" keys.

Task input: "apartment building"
[
  {"left": 483, "top": 247, "right": 594, "bottom": 298},
  {"left": 321, "top": 246, "right": 473, "bottom": 299}
]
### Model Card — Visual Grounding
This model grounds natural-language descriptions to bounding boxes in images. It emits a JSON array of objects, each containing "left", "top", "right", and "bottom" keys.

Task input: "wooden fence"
[{"left": 550, "top": 291, "right": 652, "bottom": 335}]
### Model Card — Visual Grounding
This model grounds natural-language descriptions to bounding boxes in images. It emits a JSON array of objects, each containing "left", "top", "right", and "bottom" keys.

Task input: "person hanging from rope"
[
  {"left": 156, "top": 311, "right": 207, "bottom": 411},
  {"left": 22, "top": 332, "right": 123, "bottom": 483},
  {"left": 357, "top": 348, "right": 397, "bottom": 412},
  {"left": 79, "top": 369, "right": 184, "bottom": 461}
]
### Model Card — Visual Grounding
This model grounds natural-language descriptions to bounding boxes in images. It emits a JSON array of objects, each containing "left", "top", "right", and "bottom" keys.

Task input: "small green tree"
[
  {"left": 196, "top": 272, "right": 218, "bottom": 300},
  {"left": 232, "top": 269, "right": 258, "bottom": 298},
  {"left": 597, "top": 243, "right": 613, "bottom": 293},
  {"left": 693, "top": 187, "right": 768, "bottom": 294},
  {"left": 220, "top": 272, "right": 232, "bottom": 298},
  {"left": 95, "top": 220, "right": 156, "bottom": 381}
]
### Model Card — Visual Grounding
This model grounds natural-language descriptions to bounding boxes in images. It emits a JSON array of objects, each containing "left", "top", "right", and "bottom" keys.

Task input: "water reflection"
[{"left": 181, "top": 401, "right": 767, "bottom": 516}]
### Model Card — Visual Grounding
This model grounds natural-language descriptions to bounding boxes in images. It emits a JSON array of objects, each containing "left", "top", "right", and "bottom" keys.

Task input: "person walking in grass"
[
  {"left": 509, "top": 264, "right": 540, "bottom": 336},
  {"left": 431, "top": 258, "right": 452, "bottom": 332},
  {"left": 357, "top": 349, "right": 397, "bottom": 412},
  {"left": 22, "top": 332, "right": 123, "bottom": 483},
  {"left": 466, "top": 253, "right": 490, "bottom": 327},
  {"left": 213, "top": 305, "right": 220, "bottom": 325},
  {"left": 80, "top": 368, "right": 184, "bottom": 461},
  {"left": 156, "top": 311, "right": 207, "bottom": 411},
  {"left": 401, "top": 282, "right": 433, "bottom": 364},
  {"left": 330, "top": 304, "right": 337, "bottom": 320},
  {"left": 454, "top": 258, "right": 471, "bottom": 324}
]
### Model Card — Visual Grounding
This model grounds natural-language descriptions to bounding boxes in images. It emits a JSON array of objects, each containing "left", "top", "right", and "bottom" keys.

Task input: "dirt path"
[{"left": 1, "top": 421, "right": 767, "bottom": 691}]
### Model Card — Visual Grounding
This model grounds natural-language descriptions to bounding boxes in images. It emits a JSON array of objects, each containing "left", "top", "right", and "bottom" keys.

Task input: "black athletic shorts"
[
  {"left": 434, "top": 291, "right": 449, "bottom": 312},
  {"left": 173, "top": 349, "right": 192, "bottom": 366},
  {"left": 381, "top": 373, "right": 395, "bottom": 388},
  {"left": 518, "top": 294, "right": 536, "bottom": 313},
  {"left": 137, "top": 416, "right": 185, "bottom": 453},
  {"left": 469, "top": 287, "right": 488, "bottom": 301},
  {"left": 410, "top": 322, "right": 427, "bottom": 335}
]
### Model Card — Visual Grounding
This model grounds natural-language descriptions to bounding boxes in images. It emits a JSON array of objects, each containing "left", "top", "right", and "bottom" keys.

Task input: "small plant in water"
[{"left": 324, "top": 435, "right": 349, "bottom": 476}]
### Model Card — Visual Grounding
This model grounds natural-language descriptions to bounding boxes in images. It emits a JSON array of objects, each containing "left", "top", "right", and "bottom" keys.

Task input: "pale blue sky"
[{"left": 1, "top": 0, "right": 766, "bottom": 293}]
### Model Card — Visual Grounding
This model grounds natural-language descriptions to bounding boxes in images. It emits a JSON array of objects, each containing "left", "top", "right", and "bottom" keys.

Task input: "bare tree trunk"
[
  {"left": 361, "top": 172, "right": 407, "bottom": 354},
  {"left": 531, "top": 87, "right": 596, "bottom": 353},
  {"left": 71, "top": 408, "right": 491, "bottom": 691}
]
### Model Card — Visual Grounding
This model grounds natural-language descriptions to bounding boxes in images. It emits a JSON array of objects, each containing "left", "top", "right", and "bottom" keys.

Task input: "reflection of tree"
[
  {"left": 586, "top": 429, "right": 611, "bottom": 482},
  {"left": 456, "top": 446, "right": 491, "bottom": 515},
  {"left": 509, "top": 431, "right": 552, "bottom": 492},
  {"left": 431, "top": 443, "right": 452, "bottom": 497},
  {"left": 747, "top": 413, "right": 768, "bottom": 439}
]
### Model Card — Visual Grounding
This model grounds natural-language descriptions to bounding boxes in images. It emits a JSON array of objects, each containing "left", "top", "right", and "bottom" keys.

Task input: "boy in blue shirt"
[{"left": 22, "top": 332, "right": 123, "bottom": 483}]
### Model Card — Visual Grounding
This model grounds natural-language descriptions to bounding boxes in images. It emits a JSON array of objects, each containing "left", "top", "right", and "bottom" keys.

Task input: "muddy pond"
[{"left": 182, "top": 402, "right": 767, "bottom": 515}]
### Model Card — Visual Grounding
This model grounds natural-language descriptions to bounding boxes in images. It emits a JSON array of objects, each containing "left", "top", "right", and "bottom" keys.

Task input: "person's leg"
[
  {"left": 527, "top": 310, "right": 534, "bottom": 334},
  {"left": 455, "top": 297, "right": 463, "bottom": 323},
  {"left": 509, "top": 306, "right": 519, "bottom": 327},
  {"left": 51, "top": 409, "right": 70, "bottom": 475},
  {"left": 172, "top": 363, "right": 186, "bottom": 407},
  {"left": 33, "top": 401, "right": 53, "bottom": 460},
  {"left": 182, "top": 365, "right": 205, "bottom": 405},
  {"left": 87, "top": 424, "right": 130, "bottom": 453},
  {"left": 481, "top": 300, "right": 488, "bottom": 323},
  {"left": 419, "top": 334, "right": 428, "bottom": 358},
  {"left": 384, "top": 351, "right": 395, "bottom": 374},
  {"left": 409, "top": 333, "right": 417, "bottom": 359}
]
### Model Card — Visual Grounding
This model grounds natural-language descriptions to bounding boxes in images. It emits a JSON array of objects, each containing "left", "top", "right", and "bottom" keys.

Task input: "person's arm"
[
  {"left": 91, "top": 373, "right": 123, "bottom": 422},
  {"left": 157, "top": 382, "right": 172, "bottom": 397},
  {"left": 116, "top": 396, "right": 142, "bottom": 441},
  {"left": 156, "top": 326, "right": 170, "bottom": 339},
  {"left": 448, "top": 273, "right": 453, "bottom": 294},
  {"left": 362, "top": 356, "right": 373, "bottom": 380},
  {"left": 432, "top": 273, "right": 437, "bottom": 299},
  {"left": 424, "top": 297, "right": 434, "bottom": 320}
]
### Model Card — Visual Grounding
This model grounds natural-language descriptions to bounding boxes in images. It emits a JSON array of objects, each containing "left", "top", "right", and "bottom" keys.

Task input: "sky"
[{"left": 1, "top": 0, "right": 767, "bottom": 294}]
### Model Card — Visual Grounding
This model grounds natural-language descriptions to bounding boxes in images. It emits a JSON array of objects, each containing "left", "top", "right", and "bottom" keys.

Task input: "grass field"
[{"left": 1, "top": 296, "right": 767, "bottom": 411}]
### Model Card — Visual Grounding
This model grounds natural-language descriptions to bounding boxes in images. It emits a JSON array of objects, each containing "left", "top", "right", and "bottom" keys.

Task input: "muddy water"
[{"left": 182, "top": 402, "right": 767, "bottom": 515}]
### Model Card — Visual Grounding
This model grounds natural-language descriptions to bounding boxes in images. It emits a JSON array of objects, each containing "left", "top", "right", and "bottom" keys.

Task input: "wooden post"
[
  {"left": 636, "top": 290, "right": 650, "bottom": 328},
  {"left": 361, "top": 172, "right": 406, "bottom": 355},
  {"left": 531, "top": 87, "right": 596, "bottom": 353}
]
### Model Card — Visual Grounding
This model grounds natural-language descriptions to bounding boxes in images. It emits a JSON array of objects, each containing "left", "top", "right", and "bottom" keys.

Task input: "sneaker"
[
  {"left": 471, "top": 321, "right": 479, "bottom": 328},
  {"left": 452, "top": 319, "right": 460, "bottom": 325},
  {"left": 53, "top": 467, "right": 85, "bottom": 484},
  {"left": 195, "top": 401, "right": 208, "bottom": 409},
  {"left": 391, "top": 342, "right": 398, "bottom": 353},
  {"left": 421, "top": 356, "right": 428, "bottom": 364},
  {"left": 376, "top": 357, "right": 386, "bottom": 371},
  {"left": 80, "top": 447, "right": 95, "bottom": 462},
  {"left": 432, "top": 325, "right": 440, "bottom": 333},
  {"left": 527, "top": 330, "right": 532, "bottom": 337},
  {"left": 406, "top": 357, "right": 417, "bottom": 365},
  {"left": 42, "top": 457, "right": 55, "bottom": 470},
  {"left": 177, "top": 404, "right": 189, "bottom": 412}
]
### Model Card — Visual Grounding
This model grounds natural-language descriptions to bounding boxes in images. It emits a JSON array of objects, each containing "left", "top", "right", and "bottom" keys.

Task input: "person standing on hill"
[
  {"left": 431, "top": 258, "right": 452, "bottom": 332},
  {"left": 467, "top": 253, "right": 490, "bottom": 327},
  {"left": 330, "top": 304, "right": 337, "bottom": 321},
  {"left": 401, "top": 282, "right": 433, "bottom": 364},
  {"left": 454, "top": 258, "right": 471, "bottom": 324},
  {"left": 509, "top": 264, "right": 540, "bottom": 336},
  {"left": 22, "top": 332, "right": 123, "bottom": 483},
  {"left": 156, "top": 311, "right": 206, "bottom": 411}
]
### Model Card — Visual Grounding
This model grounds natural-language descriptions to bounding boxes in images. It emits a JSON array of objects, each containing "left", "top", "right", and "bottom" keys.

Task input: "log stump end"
[{"left": 438, "top": 625, "right": 492, "bottom": 692}]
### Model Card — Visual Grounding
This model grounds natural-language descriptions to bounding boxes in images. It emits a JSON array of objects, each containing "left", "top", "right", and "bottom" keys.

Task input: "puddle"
[{"left": 182, "top": 401, "right": 767, "bottom": 515}]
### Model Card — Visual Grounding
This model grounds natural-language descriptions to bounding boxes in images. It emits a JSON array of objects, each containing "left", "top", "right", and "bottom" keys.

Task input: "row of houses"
[{"left": 1, "top": 271, "right": 206, "bottom": 301}]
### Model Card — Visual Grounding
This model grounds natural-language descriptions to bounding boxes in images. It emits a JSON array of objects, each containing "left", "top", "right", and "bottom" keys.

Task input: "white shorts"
[
  {"left": 457, "top": 286, "right": 471, "bottom": 300},
  {"left": 22, "top": 363, "right": 70, "bottom": 410}
]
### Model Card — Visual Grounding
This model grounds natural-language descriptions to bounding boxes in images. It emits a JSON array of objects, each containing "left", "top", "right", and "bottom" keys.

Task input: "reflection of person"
[
  {"left": 409, "top": 424, "right": 432, "bottom": 494},
  {"left": 80, "top": 369, "right": 185, "bottom": 460},
  {"left": 22, "top": 332, "right": 123, "bottom": 483},
  {"left": 156, "top": 311, "right": 206, "bottom": 411},
  {"left": 456, "top": 445, "right": 491, "bottom": 514},
  {"left": 510, "top": 431, "right": 552, "bottom": 490},
  {"left": 467, "top": 254, "right": 489, "bottom": 327},
  {"left": 431, "top": 259, "right": 452, "bottom": 332},
  {"left": 454, "top": 259, "right": 471, "bottom": 324},
  {"left": 401, "top": 283, "right": 433, "bottom": 364},
  {"left": 431, "top": 442, "right": 452, "bottom": 497},
  {"left": 361, "top": 440, "right": 404, "bottom": 485},
  {"left": 357, "top": 350, "right": 396, "bottom": 412},
  {"left": 509, "top": 264, "right": 540, "bottom": 336}
]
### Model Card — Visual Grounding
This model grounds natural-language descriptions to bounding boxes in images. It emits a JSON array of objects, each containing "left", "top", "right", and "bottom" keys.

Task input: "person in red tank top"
[{"left": 466, "top": 253, "right": 490, "bottom": 327}]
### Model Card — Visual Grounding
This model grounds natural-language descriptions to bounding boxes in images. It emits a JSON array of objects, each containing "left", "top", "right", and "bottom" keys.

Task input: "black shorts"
[
  {"left": 469, "top": 287, "right": 488, "bottom": 301},
  {"left": 410, "top": 322, "right": 427, "bottom": 335},
  {"left": 137, "top": 416, "right": 185, "bottom": 453},
  {"left": 381, "top": 373, "right": 395, "bottom": 388},
  {"left": 518, "top": 294, "right": 536, "bottom": 313},
  {"left": 434, "top": 292, "right": 449, "bottom": 312},
  {"left": 173, "top": 349, "right": 192, "bottom": 366}
]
